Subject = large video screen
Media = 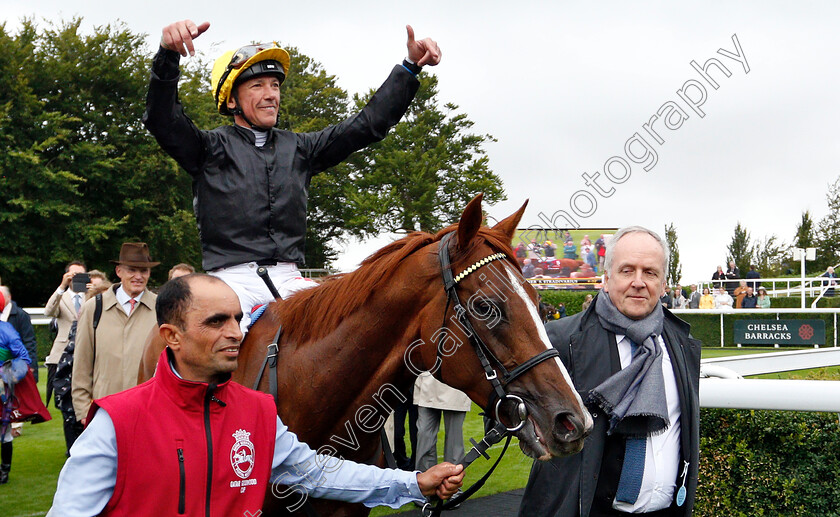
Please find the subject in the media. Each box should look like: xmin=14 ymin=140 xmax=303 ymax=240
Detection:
xmin=513 ymin=228 xmax=617 ymax=290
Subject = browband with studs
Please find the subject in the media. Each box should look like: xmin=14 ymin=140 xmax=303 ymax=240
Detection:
xmin=453 ymin=253 xmax=508 ymax=284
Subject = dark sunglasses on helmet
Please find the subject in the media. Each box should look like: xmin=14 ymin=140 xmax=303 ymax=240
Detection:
xmin=227 ymin=42 xmax=281 ymax=70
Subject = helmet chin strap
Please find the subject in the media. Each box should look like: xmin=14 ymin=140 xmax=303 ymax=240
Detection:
xmin=230 ymin=91 xmax=275 ymax=131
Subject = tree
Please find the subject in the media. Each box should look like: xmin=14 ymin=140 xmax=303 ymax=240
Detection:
xmin=0 ymin=18 xmax=204 ymax=305
xmin=751 ymin=235 xmax=789 ymax=278
xmin=794 ymin=210 xmax=816 ymax=249
xmin=347 ymin=73 xmax=505 ymax=234
xmin=664 ymin=223 xmax=682 ymax=286
xmin=0 ymin=22 xmax=354 ymax=301
xmin=726 ymin=222 xmax=753 ymax=276
xmin=792 ymin=210 xmax=816 ymax=274
xmin=816 ymin=176 xmax=840 ymax=271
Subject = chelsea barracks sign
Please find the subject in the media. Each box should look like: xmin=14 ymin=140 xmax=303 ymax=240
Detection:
xmin=733 ymin=319 xmax=826 ymax=346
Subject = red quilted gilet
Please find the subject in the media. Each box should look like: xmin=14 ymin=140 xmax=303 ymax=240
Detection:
xmin=92 ymin=349 xmax=277 ymax=516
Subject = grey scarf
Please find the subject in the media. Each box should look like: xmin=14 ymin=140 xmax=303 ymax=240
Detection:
xmin=588 ymin=293 xmax=670 ymax=438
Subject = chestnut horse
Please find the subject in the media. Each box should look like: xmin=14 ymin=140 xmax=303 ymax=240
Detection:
xmin=140 ymin=194 xmax=592 ymax=516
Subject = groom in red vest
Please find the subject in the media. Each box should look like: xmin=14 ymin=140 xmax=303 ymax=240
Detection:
xmin=48 ymin=274 xmax=463 ymax=516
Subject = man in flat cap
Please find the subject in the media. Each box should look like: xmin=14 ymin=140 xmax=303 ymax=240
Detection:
xmin=72 ymin=243 xmax=160 ymax=425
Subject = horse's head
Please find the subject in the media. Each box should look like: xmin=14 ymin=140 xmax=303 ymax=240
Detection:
xmin=410 ymin=194 xmax=593 ymax=459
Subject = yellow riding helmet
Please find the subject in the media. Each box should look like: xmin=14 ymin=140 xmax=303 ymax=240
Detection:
xmin=211 ymin=42 xmax=290 ymax=115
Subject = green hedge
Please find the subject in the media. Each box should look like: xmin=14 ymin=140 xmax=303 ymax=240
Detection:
xmin=34 ymin=324 xmax=53 ymax=363
xmin=537 ymin=290 xmax=593 ymax=316
xmin=680 ymin=297 xmax=839 ymax=348
xmin=697 ymin=409 xmax=840 ymax=516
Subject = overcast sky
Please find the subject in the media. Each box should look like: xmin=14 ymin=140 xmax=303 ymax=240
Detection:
xmin=3 ymin=1 xmax=839 ymax=283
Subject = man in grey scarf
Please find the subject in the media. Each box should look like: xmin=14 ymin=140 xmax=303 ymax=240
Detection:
xmin=519 ymin=226 xmax=701 ymax=517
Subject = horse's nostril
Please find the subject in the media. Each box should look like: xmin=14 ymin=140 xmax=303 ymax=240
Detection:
xmin=555 ymin=412 xmax=576 ymax=434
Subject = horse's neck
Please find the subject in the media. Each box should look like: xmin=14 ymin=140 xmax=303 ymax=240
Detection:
xmin=276 ymin=272 xmax=434 ymax=447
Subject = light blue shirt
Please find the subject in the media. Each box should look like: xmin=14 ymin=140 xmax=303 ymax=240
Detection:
xmin=48 ymin=410 xmax=423 ymax=515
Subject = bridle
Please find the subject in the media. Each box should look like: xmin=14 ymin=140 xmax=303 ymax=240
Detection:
xmin=424 ymin=232 xmax=561 ymax=515
xmin=251 ymin=235 xmax=564 ymax=516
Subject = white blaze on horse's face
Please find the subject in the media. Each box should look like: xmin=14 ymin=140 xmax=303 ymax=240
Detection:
xmin=503 ymin=264 xmax=590 ymax=422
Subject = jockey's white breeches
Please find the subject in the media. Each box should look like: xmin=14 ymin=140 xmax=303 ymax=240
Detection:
xmin=209 ymin=261 xmax=317 ymax=332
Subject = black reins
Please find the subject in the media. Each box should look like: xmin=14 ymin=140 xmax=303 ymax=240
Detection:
xmin=252 ymin=237 xmax=562 ymax=516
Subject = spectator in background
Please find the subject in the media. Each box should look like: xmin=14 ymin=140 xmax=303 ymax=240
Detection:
xmin=746 ymin=264 xmax=761 ymax=291
xmin=53 ymin=282 xmax=114 ymax=455
xmin=584 ymin=244 xmax=598 ymax=272
xmin=391 ymin=397 xmax=419 ymax=471
xmin=167 ymin=262 xmax=195 ymax=280
xmin=672 ymin=286 xmax=687 ymax=309
xmin=86 ymin=270 xmax=111 ymax=290
xmin=563 ymin=240 xmax=577 ymax=260
xmin=413 ymin=372 xmax=470 ymax=492
xmin=521 ymin=258 xmax=536 ymax=279
xmin=556 ymin=302 xmax=568 ymax=318
xmin=44 ymin=260 xmax=89 ymax=449
xmin=711 ymin=265 xmax=726 ymax=289
xmin=514 ymin=242 xmax=527 ymax=266
xmin=0 ymin=285 xmax=38 ymax=382
xmin=733 ymin=280 xmax=749 ymax=309
xmin=0 ymin=291 xmax=31 ymax=485
xmin=688 ymin=284 xmax=701 ymax=309
xmin=72 ymin=243 xmax=159 ymax=424
xmin=725 ymin=260 xmax=740 ymax=295
xmin=543 ymin=240 xmax=556 ymax=258
xmin=756 ymin=287 xmax=771 ymax=308
xmin=45 ymin=262 xmax=88 ymax=385
xmin=660 ymin=286 xmax=673 ymax=309
xmin=714 ymin=287 xmax=734 ymax=310
xmin=595 ymin=234 xmax=607 ymax=271
xmin=541 ymin=304 xmax=562 ymax=321
xmin=581 ymin=294 xmax=593 ymax=312
xmin=741 ymin=287 xmax=758 ymax=308
xmin=580 ymin=234 xmax=592 ymax=246
xmin=699 ymin=287 xmax=715 ymax=309
xmin=822 ymin=266 xmax=836 ymax=297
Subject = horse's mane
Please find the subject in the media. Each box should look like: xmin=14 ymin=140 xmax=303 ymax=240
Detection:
xmin=274 ymin=225 xmax=518 ymax=345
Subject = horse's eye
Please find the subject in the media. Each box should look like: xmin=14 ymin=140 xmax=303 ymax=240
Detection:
xmin=480 ymin=300 xmax=507 ymax=323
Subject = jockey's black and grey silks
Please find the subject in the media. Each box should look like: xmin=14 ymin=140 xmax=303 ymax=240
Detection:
xmin=143 ymin=48 xmax=420 ymax=271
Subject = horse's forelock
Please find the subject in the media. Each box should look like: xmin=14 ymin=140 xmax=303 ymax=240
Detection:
xmin=436 ymin=225 xmax=520 ymax=272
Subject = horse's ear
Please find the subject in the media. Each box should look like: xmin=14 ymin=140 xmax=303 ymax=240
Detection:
xmin=492 ymin=199 xmax=528 ymax=244
xmin=456 ymin=193 xmax=484 ymax=249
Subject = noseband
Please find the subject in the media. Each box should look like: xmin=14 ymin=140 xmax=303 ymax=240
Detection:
xmin=437 ymin=232 xmax=561 ymax=431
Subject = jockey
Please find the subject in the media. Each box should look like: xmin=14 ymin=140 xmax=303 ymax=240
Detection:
xmin=143 ymin=19 xmax=441 ymax=329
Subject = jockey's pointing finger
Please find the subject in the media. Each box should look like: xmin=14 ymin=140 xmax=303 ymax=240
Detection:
xmin=177 ymin=24 xmax=196 ymax=56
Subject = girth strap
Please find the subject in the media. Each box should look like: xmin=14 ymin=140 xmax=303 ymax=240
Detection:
xmin=252 ymin=325 xmax=282 ymax=403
